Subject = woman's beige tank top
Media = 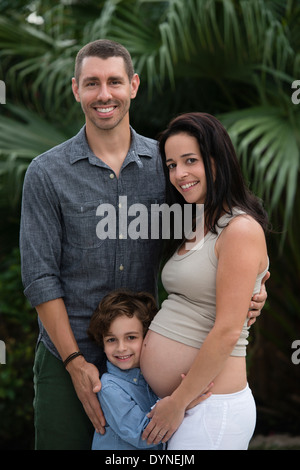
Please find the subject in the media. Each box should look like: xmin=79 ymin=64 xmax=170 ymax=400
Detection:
xmin=149 ymin=208 xmax=269 ymax=356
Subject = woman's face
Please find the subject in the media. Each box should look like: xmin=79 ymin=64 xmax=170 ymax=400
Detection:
xmin=164 ymin=132 xmax=208 ymax=205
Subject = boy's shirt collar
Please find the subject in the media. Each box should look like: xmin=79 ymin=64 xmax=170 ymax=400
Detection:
xmin=106 ymin=360 xmax=144 ymax=385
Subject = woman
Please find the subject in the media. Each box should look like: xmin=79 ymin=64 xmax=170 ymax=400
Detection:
xmin=140 ymin=112 xmax=269 ymax=450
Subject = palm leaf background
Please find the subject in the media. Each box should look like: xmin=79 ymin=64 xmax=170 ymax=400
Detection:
xmin=0 ymin=0 xmax=300 ymax=447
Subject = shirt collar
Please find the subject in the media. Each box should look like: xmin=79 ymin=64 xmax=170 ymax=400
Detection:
xmin=106 ymin=360 xmax=144 ymax=386
xmin=69 ymin=125 xmax=154 ymax=167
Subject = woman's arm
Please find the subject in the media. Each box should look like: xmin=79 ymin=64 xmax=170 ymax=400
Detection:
xmin=142 ymin=216 xmax=268 ymax=445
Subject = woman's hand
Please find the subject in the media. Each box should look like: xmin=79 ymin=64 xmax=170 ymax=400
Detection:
xmin=142 ymin=395 xmax=185 ymax=445
xmin=141 ymin=381 xmax=213 ymax=445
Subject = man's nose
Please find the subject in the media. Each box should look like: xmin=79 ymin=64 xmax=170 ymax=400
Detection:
xmin=97 ymin=84 xmax=112 ymax=101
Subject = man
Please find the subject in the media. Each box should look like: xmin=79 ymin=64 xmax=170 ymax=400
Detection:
xmin=20 ymin=40 xmax=267 ymax=450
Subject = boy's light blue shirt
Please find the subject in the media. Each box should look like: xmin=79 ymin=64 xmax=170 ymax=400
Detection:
xmin=92 ymin=361 xmax=163 ymax=450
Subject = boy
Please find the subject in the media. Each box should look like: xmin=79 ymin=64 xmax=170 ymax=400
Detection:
xmin=88 ymin=289 xmax=163 ymax=450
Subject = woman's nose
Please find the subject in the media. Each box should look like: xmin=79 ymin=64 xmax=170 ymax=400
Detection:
xmin=175 ymin=164 xmax=189 ymax=179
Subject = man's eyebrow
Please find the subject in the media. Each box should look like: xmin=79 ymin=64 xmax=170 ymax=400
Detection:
xmin=82 ymin=75 xmax=125 ymax=84
xmin=82 ymin=76 xmax=99 ymax=84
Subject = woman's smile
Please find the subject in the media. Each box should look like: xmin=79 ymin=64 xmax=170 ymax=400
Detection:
xmin=179 ymin=181 xmax=199 ymax=191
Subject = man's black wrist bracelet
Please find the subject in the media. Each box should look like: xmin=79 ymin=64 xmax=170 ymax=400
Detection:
xmin=63 ymin=351 xmax=83 ymax=368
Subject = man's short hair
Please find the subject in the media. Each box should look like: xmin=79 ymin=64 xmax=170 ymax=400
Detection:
xmin=74 ymin=39 xmax=135 ymax=84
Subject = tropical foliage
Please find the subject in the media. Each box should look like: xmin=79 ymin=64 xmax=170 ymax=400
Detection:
xmin=0 ymin=0 xmax=299 ymax=448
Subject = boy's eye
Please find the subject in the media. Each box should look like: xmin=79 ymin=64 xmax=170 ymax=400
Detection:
xmin=106 ymin=337 xmax=115 ymax=343
xmin=128 ymin=335 xmax=136 ymax=341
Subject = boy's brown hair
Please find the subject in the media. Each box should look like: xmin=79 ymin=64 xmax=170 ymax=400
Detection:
xmin=88 ymin=289 xmax=157 ymax=347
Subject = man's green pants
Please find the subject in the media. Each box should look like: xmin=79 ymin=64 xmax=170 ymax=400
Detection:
xmin=33 ymin=342 xmax=94 ymax=450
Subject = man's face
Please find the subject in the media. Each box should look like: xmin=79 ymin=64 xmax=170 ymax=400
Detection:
xmin=72 ymin=56 xmax=139 ymax=131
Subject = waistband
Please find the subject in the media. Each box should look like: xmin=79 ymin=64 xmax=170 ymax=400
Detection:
xmin=186 ymin=384 xmax=254 ymax=417
xmin=207 ymin=383 xmax=251 ymax=401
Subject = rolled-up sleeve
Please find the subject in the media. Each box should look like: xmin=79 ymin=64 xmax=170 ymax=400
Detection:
xmin=20 ymin=160 xmax=64 ymax=307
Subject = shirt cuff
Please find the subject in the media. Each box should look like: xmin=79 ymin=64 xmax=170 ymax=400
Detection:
xmin=24 ymin=276 xmax=64 ymax=307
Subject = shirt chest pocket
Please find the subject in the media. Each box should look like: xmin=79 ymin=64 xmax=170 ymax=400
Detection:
xmin=61 ymin=201 xmax=104 ymax=249
xmin=128 ymin=195 xmax=165 ymax=242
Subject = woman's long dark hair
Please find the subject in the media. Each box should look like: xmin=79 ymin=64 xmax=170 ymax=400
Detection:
xmin=158 ymin=112 xmax=269 ymax=257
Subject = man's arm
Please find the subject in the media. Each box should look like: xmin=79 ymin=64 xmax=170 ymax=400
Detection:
xmin=20 ymin=161 xmax=105 ymax=433
xmin=247 ymin=271 xmax=270 ymax=326
xmin=36 ymin=298 xmax=105 ymax=434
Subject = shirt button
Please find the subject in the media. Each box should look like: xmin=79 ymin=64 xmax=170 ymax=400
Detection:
xmin=109 ymin=173 xmax=115 ymax=179
xmin=133 ymin=378 xmax=137 ymax=383
xmin=119 ymin=264 xmax=124 ymax=271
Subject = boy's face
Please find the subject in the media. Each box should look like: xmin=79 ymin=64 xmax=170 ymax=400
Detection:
xmin=103 ymin=314 xmax=144 ymax=370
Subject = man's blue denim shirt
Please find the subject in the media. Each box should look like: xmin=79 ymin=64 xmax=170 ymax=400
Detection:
xmin=20 ymin=126 xmax=165 ymax=368
xmin=92 ymin=361 xmax=163 ymax=450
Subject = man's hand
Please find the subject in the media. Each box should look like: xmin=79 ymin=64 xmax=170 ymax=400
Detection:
xmin=247 ymin=271 xmax=270 ymax=326
xmin=66 ymin=356 xmax=106 ymax=434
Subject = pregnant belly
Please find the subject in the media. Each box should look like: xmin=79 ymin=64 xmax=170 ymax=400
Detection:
xmin=140 ymin=330 xmax=199 ymax=398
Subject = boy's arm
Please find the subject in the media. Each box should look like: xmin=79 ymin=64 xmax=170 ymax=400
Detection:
xmin=99 ymin=383 xmax=160 ymax=449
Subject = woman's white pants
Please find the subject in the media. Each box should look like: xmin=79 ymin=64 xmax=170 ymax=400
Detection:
xmin=167 ymin=384 xmax=256 ymax=450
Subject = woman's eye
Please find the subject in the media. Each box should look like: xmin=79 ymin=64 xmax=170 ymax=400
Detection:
xmin=167 ymin=163 xmax=176 ymax=170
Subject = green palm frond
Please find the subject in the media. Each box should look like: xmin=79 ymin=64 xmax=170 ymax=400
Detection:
xmin=220 ymin=105 xmax=300 ymax=234
xmin=0 ymin=105 xmax=72 ymax=207
xmin=0 ymin=0 xmax=299 ymax=229
xmin=0 ymin=12 xmax=77 ymax=119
